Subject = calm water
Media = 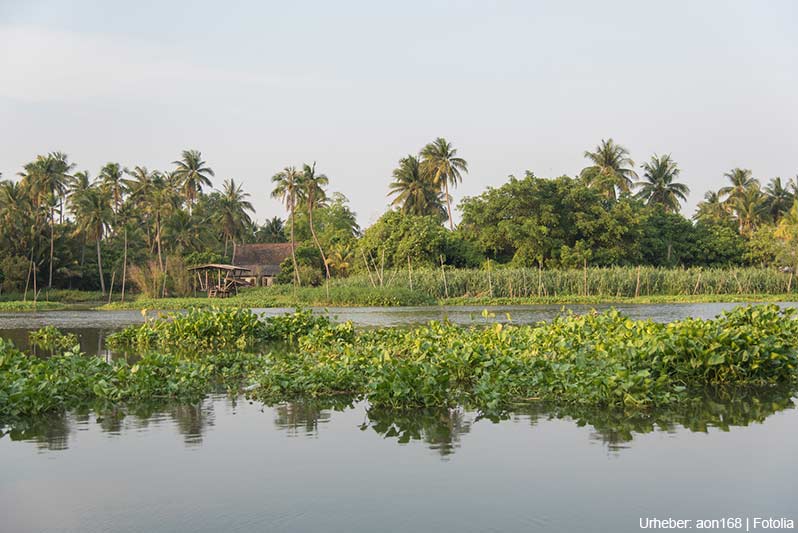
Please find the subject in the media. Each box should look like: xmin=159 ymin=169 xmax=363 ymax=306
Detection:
xmin=2 ymin=303 xmax=797 ymax=532
xmin=1 ymin=393 xmax=796 ymax=533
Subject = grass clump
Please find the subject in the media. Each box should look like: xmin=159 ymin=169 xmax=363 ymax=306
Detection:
xmin=0 ymin=301 xmax=66 ymax=312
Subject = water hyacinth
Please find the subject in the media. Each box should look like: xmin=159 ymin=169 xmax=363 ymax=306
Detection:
xmin=3 ymin=305 xmax=798 ymax=423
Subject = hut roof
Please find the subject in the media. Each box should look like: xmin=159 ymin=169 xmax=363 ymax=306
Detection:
xmin=232 ymin=243 xmax=293 ymax=276
xmin=187 ymin=264 xmax=250 ymax=272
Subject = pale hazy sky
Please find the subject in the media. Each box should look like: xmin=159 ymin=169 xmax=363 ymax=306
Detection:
xmin=1 ymin=0 xmax=796 ymax=226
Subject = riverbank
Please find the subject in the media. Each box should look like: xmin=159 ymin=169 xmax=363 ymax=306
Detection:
xmin=1 ymin=291 xmax=797 ymax=312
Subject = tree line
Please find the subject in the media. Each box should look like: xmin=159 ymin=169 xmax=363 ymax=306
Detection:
xmin=1 ymin=137 xmax=796 ymax=297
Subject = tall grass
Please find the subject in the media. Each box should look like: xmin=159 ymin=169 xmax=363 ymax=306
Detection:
xmin=329 ymin=266 xmax=798 ymax=300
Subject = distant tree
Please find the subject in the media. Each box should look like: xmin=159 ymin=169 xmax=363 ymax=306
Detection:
xmin=764 ymin=177 xmax=794 ymax=222
xmin=580 ymin=139 xmax=637 ymax=200
xmin=718 ymin=168 xmax=756 ymax=203
xmin=420 ymin=138 xmax=468 ymax=230
xmin=693 ymin=191 xmax=729 ymax=224
xmin=388 ymin=155 xmax=446 ymax=220
xmin=634 ymin=154 xmax=689 ymax=213
xmin=99 ymin=162 xmax=125 ymax=216
xmin=172 ymin=149 xmax=214 ymax=214
xmin=256 ymin=216 xmax=287 ymax=243
xmin=299 ymin=162 xmax=331 ymax=283
xmin=272 ymin=166 xmax=304 ymax=285
xmin=71 ymin=186 xmax=112 ymax=294
xmin=732 ymin=185 xmax=767 ymax=236
xmin=215 ymin=179 xmax=254 ymax=258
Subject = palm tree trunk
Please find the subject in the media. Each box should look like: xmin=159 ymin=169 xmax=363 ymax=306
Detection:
xmin=121 ymin=226 xmax=128 ymax=303
xmin=308 ymin=200 xmax=331 ymax=289
xmin=156 ymin=215 xmax=164 ymax=272
xmin=96 ymin=237 xmax=106 ymax=295
xmin=289 ymin=206 xmax=300 ymax=286
xmin=49 ymin=207 xmax=54 ymax=288
xmin=444 ymin=180 xmax=454 ymax=230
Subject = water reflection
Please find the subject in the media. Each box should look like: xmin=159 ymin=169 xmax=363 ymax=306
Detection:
xmin=363 ymin=407 xmax=474 ymax=457
xmin=3 ymin=386 xmax=793 ymax=457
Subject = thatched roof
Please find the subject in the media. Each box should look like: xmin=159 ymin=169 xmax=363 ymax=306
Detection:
xmin=187 ymin=264 xmax=250 ymax=272
xmin=232 ymin=243 xmax=293 ymax=276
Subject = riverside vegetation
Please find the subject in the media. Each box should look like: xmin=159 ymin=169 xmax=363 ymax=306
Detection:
xmin=2 ymin=306 xmax=797 ymax=424
xmin=3 ymin=139 xmax=798 ymax=309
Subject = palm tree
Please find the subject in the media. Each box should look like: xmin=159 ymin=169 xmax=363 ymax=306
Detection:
xmin=271 ymin=166 xmax=304 ymax=285
xmin=580 ymin=138 xmax=637 ymax=200
xmin=172 ymin=149 xmax=214 ymax=214
xmin=99 ymin=162 xmax=125 ymax=217
xmin=256 ymin=216 xmax=286 ymax=243
xmin=693 ymin=191 xmax=729 ymax=224
xmin=732 ymin=185 xmax=767 ymax=236
xmin=764 ymin=177 xmax=794 ymax=222
xmin=388 ymin=155 xmax=447 ymax=219
xmin=215 ymin=179 xmax=255 ymax=259
xmin=147 ymin=172 xmax=179 ymax=272
xmin=72 ymin=186 xmax=112 ymax=294
xmin=634 ymin=154 xmax=690 ymax=213
xmin=420 ymin=138 xmax=468 ymax=230
xmin=19 ymin=152 xmax=74 ymax=288
xmin=299 ymin=162 xmax=331 ymax=284
xmin=718 ymin=168 xmax=756 ymax=202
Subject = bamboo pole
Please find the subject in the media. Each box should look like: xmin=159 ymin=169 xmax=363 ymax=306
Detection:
xmin=440 ymin=255 xmax=449 ymax=299
xmin=107 ymin=271 xmax=116 ymax=305
xmin=634 ymin=265 xmax=641 ymax=298
xmin=361 ymin=250 xmax=377 ymax=288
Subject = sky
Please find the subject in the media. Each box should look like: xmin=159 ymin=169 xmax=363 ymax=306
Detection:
xmin=1 ymin=0 xmax=796 ymax=227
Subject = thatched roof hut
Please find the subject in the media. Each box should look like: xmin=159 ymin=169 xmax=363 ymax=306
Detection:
xmin=232 ymin=243 xmax=293 ymax=286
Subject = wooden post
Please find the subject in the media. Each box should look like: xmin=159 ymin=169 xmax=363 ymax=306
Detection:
xmin=693 ymin=271 xmax=702 ymax=295
xmin=361 ymin=250 xmax=377 ymax=288
xmin=407 ymin=255 xmax=413 ymax=290
xmin=583 ymin=258 xmax=588 ymax=297
xmin=107 ymin=271 xmax=116 ymax=305
xmin=635 ymin=265 xmax=641 ymax=298
xmin=121 ymin=227 xmax=128 ymax=303
xmin=440 ymin=255 xmax=449 ymax=299
xmin=537 ymin=260 xmax=543 ymax=297
xmin=487 ymin=259 xmax=493 ymax=297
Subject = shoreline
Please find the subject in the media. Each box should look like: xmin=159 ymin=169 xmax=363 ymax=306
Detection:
xmin=2 ymin=293 xmax=797 ymax=312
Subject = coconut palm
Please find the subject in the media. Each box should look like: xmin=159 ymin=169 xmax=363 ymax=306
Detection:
xmin=271 ymin=166 xmax=304 ymax=285
xmin=693 ymin=191 xmax=729 ymax=224
xmin=388 ymin=155 xmax=447 ymax=219
xmin=99 ymin=162 xmax=125 ymax=216
xmin=19 ymin=152 xmax=74 ymax=288
xmin=72 ymin=186 xmax=112 ymax=294
xmin=634 ymin=154 xmax=690 ymax=213
xmin=256 ymin=216 xmax=286 ymax=243
xmin=147 ymin=172 xmax=179 ymax=271
xmin=580 ymin=138 xmax=637 ymax=200
xmin=299 ymin=162 xmax=331 ymax=284
xmin=420 ymin=138 xmax=468 ymax=230
xmin=718 ymin=168 xmax=756 ymax=202
xmin=215 ymin=179 xmax=254 ymax=259
xmin=732 ymin=185 xmax=767 ymax=236
xmin=764 ymin=177 xmax=794 ymax=222
xmin=172 ymin=149 xmax=214 ymax=214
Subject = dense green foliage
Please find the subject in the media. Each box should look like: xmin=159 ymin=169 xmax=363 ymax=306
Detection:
xmin=5 ymin=306 xmax=796 ymax=424
xmin=251 ymin=305 xmax=798 ymax=411
xmin=0 ymin=339 xmax=265 ymax=419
